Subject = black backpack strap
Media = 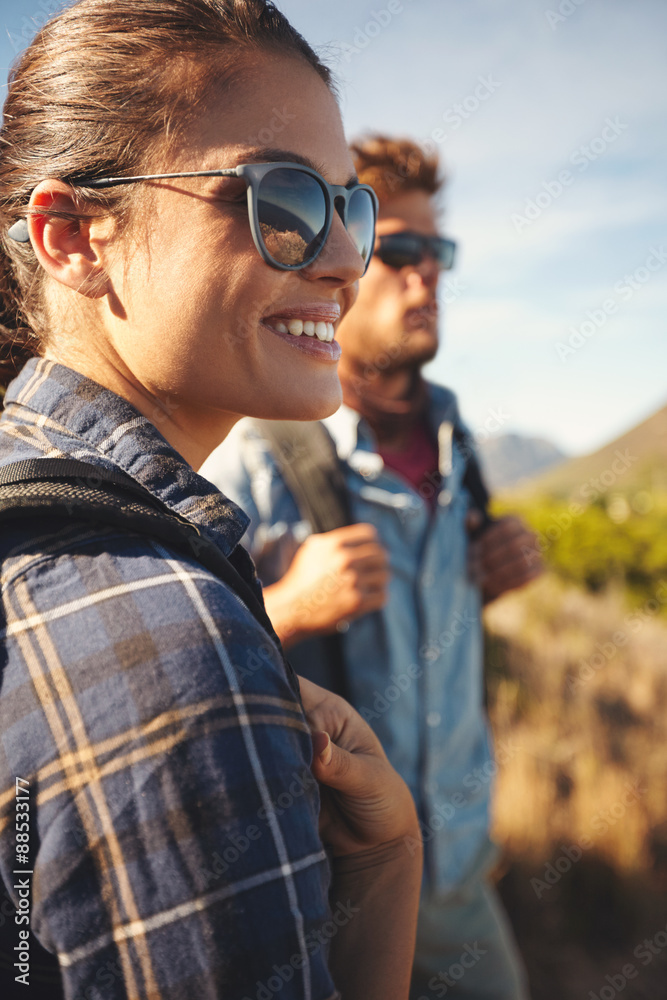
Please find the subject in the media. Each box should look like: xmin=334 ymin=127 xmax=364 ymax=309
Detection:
xmin=0 ymin=459 xmax=295 ymax=689
xmin=0 ymin=458 xmax=159 ymax=495
xmin=252 ymin=419 xmax=351 ymax=533
xmin=452 ymin=424 xmax=493 ymax=536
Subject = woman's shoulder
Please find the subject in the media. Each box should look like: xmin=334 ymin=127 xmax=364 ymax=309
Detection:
xmin=0 ymin=524 xmax=327 ymax=1000
xmin=0 ymin=515 xmax=297 ymax=704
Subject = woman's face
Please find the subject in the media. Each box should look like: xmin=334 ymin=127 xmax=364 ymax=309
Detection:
xmin=96 ymin=52 xmax=366 ymax=460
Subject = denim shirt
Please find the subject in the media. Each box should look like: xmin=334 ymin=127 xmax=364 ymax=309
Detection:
xmin=0 ymin=359 xmax=337 ymax=1000
xmin=200 ymin=383 xmax=498 ymax=897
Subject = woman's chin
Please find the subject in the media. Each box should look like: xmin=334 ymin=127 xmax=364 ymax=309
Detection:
xmin=253 ymin=381 xmax=342 ymax=423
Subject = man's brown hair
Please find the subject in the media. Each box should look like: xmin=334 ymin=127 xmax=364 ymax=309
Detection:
xmin=350 ymin=134 xmax=444 ymax=207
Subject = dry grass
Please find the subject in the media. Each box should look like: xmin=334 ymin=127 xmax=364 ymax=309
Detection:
xmin=483 ymin=574 xmax=667 ymax=999
xmin=485 ymin=573 xmax=667 ymax=874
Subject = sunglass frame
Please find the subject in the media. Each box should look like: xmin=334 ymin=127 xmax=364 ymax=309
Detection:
xmin=65 ymin=161 xmax=378 ymax=273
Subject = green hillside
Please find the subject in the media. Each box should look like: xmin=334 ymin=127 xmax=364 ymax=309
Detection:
xmin=507 ymin=402 xmax=667 ymax=501
xmin=494 ymin=402 xmax=667 ymax=611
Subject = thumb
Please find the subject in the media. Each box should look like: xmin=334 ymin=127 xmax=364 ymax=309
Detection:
xmin=310 ymin=731 xmax=366 ymax=795
xmin=311 ymin=730 xmax=332 ymax=763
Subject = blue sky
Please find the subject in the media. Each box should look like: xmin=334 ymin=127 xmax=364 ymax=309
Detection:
xmin=1 ymin=0 xmax=665 ymax=454
xmin=277 ymin=0 xmax=667 ymax=455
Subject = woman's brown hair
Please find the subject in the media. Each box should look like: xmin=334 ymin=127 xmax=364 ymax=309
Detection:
xmin=0 ymin=0 xmax=332 ymax=391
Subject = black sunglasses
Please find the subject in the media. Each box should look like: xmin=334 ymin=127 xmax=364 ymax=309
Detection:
xmin=374 ymin=231 xmax=457 ymax=271
xmin=8 ymin=162 xmax=379 ymax=274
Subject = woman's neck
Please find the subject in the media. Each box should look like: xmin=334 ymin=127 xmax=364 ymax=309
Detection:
xmin=43 ymin=345 xmax=239 ymax=471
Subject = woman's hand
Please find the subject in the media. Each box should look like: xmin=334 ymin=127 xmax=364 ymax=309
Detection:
xmin=299 ymin=676 xmax=422 ymax=1000
xmin=298 ymin=675 xmax=420 ymax=856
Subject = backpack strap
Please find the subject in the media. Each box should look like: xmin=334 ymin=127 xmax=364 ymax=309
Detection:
xmin=252 ymin=419 xmax=351 ymax=533
xmin=251 ymin=419 xmax=352 ymax=700
xmin=0 ymin=458 xmax=295 ymax=689
xmin=452 ymin=424 xmax=493 ymax=536
xmin=253 ymin=417 xmax=491 ymax=528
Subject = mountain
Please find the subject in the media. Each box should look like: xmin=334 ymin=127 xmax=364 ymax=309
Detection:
xmin=507 ymin=402 xmax=667 ymax=499
xmin=476 ymin=433 xmax=567 ymax=492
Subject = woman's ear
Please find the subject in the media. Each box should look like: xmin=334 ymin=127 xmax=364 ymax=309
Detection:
xmin=28 ymin=179 xmax=112 ymax=299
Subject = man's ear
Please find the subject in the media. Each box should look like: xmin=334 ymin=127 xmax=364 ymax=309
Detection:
xmin=27 ymin=180 xmax=112 ymax=299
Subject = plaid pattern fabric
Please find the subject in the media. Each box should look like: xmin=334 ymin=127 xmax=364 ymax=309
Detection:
xmin=201 ymin=394 xmax=497 ymax=896
xmin=0 ymin=360 xmax=337 ymax=1000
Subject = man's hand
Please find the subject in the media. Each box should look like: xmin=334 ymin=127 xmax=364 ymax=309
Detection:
xmin=299 ymin=676 xmax=420 ymax=856
xmin=467 ymin=511 xmax=542 ymax=604
xmin=263 ymin=524 xmax=390 ymax=648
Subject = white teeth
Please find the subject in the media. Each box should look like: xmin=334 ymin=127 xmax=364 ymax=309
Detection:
xmin=273 ymin=318 xmax=337 ymax=341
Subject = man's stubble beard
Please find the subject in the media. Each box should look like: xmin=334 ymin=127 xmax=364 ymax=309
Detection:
xmin=388 ymin=326 xmax=439 ymax=374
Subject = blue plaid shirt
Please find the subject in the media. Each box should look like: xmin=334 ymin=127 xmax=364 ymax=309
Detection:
xmin=0 ymin=359 xmax=338 ymax=1000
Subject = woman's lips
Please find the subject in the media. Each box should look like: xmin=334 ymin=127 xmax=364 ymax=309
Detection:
xmin=262 ymin=305 xmax=342 ymax=360
xmin=262 ymin=320 xmax=341 ymax=361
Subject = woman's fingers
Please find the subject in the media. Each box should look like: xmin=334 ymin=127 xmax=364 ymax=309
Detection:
xmin=301 ymin=681 xmax=420 ymax=860
xmin=311 ymin=729 xmax=370 ymax=794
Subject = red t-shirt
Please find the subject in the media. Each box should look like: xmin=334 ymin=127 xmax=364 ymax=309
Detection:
xmin=378 ymin=420 xmax=441 ymax=510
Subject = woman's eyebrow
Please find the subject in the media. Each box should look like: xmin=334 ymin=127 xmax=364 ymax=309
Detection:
xmin=243 ymin=147 xmax=359 ymax=186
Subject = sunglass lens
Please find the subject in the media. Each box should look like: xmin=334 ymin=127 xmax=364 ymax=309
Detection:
xmin=376 ymin=234 xmax=457 ymax=271
xmin=257 ymin=168 xmax=327 ymax=267
xmin=346 ymin=188 xmax=376 ymax=266
xmin=436 ymin=239 xmax=456 ymax=270
xmin=377 ymin=235 xmax=422 ymax=269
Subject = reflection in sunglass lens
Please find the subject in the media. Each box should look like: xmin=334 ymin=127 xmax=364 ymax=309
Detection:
xmin=257 ymin=168 xmax=327 ymax=267
xmin=347 ymin=187 xmax=376 ymax=266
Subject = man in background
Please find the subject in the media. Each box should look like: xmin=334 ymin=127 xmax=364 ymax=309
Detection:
xmin=201 ymin=135 xmax=540 ymax=999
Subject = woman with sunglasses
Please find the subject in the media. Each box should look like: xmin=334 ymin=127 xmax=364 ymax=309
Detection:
xmin=0 ymin=2 xmax=422 ymax=998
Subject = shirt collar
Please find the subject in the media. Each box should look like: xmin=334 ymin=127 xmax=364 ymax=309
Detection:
xmin=2 ymin=358 xmax=249 ymax=556
xmin=322 ymin=404 xmax=365 ymax=461
xmin=323 ymin=381 xmax=460 ymax=461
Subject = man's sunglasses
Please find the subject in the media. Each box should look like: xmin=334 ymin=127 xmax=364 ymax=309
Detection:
xmin=8 ymin=161 xmax=379 ymax=274
xmin=374 ymin=231 xmax=457 ymax=271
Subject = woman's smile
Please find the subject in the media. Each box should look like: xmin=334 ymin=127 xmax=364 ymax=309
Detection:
xmin=262 ymin=301 xmax=342 ymax=360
